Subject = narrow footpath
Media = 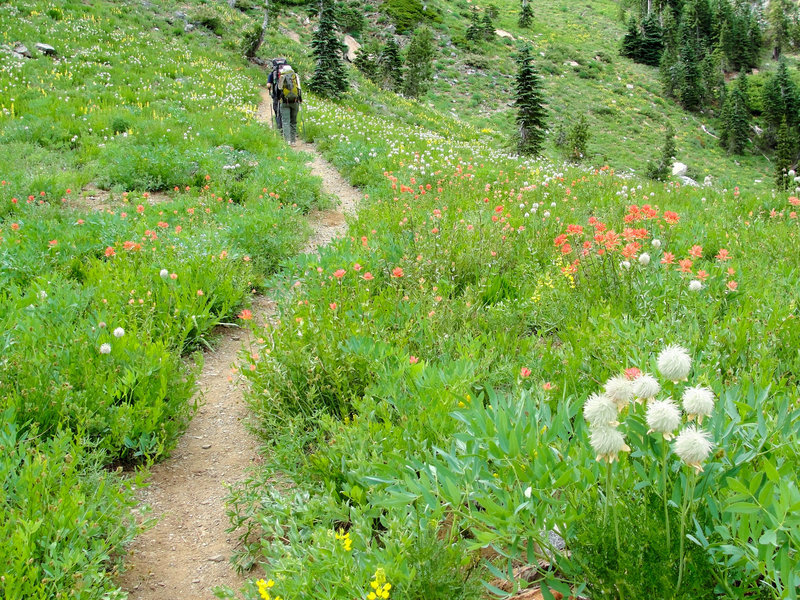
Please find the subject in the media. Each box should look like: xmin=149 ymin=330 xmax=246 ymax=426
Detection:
xmin=117 ymin=92 xmax=361 ymax=599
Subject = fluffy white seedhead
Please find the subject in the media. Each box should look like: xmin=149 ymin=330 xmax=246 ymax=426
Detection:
xmin=688 ymin=280 xmax=702 ymax=292
xmin=657 ymin=345 xmax=692 ymax=382
xmin=113 ymin=327 xmax=125 ymax=338
xmin=604 ymin=375 xmax=634 ymax=410
xmin=99 ymin=343 xmax=111 ymax=355
xmin=682 ymin=386 xmax=715 ymax=424
xmin=583 ymin=393 xmax=618 ymax=428
xmin=646 ymin=398 xmax=682 ymax=439
xmin=590 ymin=426 xmax=630 ymax=463
xmin=159 ymin=268 xmax=169 ymax=278
xmin=674 ymin=426 xmax=713 ymax=472
xmin=651 ymin=239 xmax=662 ymax=249
xmin=632 ymin=373 xmax=660 ymax=401
xmin=639 ymin=252 xmax=651 ymax=266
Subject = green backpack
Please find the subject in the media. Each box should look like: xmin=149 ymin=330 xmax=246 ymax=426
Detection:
xmin=279 ymin=70 xmax=300 ymax=103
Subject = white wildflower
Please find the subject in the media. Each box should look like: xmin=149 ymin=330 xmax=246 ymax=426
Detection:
xmin=657 ymin=345 xmax=692 ymax=382
xmin=590 ymin=426 xmax=630 ymax=463
xmin=38 ymin=290 xmax=48 ymax=300
xmin=604 ymin=375 xmax=634 ymax=411
xmin=646 ymin=399 xmax=682 ymax=440
xmin=651 ymin=239 xmax=661 ymax=249
xmin=159 ymin=268 xmax=169 ymax=278
xmin=620 ymin=260 xmax=631 ymax=270
xmin=99 ymin=343 xmax=111 ymax=355
xmin=682 ymin=386 xmax=715 ymax=424
xmin=638 ymin=252 xmax=651 ymax=266
xmin=688 ymin=280 xmax=702 ymax=291
xmin=674 ymin=426 xmax=713 ymax=472
xmin=632 ymin=373 xmax=660 ymax=401
xmin=583 ymin=393 xmax=618 ymax=428
xmin=113 ymin=327 xmax=125 ymax=338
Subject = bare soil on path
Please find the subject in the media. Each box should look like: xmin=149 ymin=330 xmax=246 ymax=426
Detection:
xmin=117 ymin=91 xmax=360 ymax=599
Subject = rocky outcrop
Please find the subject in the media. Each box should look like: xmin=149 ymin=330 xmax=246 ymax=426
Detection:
xmin=343 ymin=35 xmax=361 ymax=62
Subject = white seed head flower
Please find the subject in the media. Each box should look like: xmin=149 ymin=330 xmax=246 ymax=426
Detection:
xmin=590 ymin=426 xmax=630 ymax=463
xmin=657 ymin=345 xmax=692 ymax=382
xmin=638 ymin=252 xmax=651 ymax=266
xmin=631 ymin=373 xmax=660 ymax=401
xmin=651 ymin=239 xmax=662 ymax=249
xmin=159 ymin=268 xmax=169 ymax=278
xmin=113 ymin=327 xmax=125 ymax=338
xmin=674 ymin=426 xmax=713 ymax=472
xmin=604 ymin=375 xmax=634 ymax=411
xmin=583 ymin=393 xmax=618 ymax=428
xmin=620 ymin=260 xmax=631 ymax=270
xmin=682 ymin=386 xmax=715 ymax=424
xmin=646 ymin=398 xmax=682 ymax=439
xmin=38 ymin=290 xmax=48 ymax=300
xmin=99 ymin=343 xmax=111 ymax=355
xmin=688 ymin=280 xmax=702 ymax=291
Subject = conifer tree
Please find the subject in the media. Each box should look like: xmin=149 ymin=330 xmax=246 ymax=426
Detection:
xmin=678 ymin=39 xmax=702 ymax=110
xmin=380 ymin=39 xmax=403 ymax=91
xmin=647 ymin=123 xmax=676 ymax=180
xmin=639 ymin=14 xmax=664 ymax=66
xmin=768 ymin=0 xmax=791 ymax=60
xmin=466 ymin=8 xmax=482 ymax=42
xmin=519 ymin=0 xmax=533 ymax=29
xmin=720 ymin=74 xmax=750 ymax=154
xmin=514 ymin=46 xmax=547 ymax=156
xmin=403 ymin=27 xmax=434 ymax=98
xmin=354 ymin=41 xmax=381 ymax=83
xmin=309 ymin=0 xmax=349 ymax=99
xmin=621 ymin=17 xmax=643 ymax=61
xmin=762 ymin=59 xmax=799 ymax=133
xmin=481 ymin=12 xmax=495 ymax=40
xmin=775 ymin=117 xmax=794 ymax=190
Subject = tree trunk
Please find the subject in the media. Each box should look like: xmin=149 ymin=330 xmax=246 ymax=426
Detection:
xmin=252 ymin=0 xmax=269 ymax=57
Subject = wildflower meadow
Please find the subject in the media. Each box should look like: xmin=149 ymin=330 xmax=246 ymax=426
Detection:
xmin=2 ymin=0 xmax=799 ymax=599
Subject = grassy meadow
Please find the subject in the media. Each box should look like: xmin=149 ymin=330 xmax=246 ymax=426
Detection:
xmin=1 ymin=0 xmax=799 ymax=599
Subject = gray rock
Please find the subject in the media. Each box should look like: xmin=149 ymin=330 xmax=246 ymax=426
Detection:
xmin=13 ymin=44 xmax=31 ymax=58
xmin=35 ymin=43 xmax=56 ymax=56
xmin=184 ymin=23 xmax=195 ymax=32
xmin=672 ymin=161 xmax=688 ymax=177
xmin=208 ymin=554 xmax=224 ymax=562
xmin=679 ymin=175 xmax=699 ymax=187
xmin=175 ymin=11 xmax=188 ymax=20
xmin=343 ymin=34 xmax=361 ymax=63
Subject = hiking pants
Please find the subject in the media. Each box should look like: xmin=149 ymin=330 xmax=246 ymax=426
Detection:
xmin=280 ymin=101 xmax=299 ymax=144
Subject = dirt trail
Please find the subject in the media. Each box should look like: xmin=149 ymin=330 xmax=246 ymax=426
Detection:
xmin=117 ymin=92 xmax=360 ymax=599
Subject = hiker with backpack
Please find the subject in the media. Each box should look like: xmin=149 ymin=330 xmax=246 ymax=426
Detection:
xmin=276 ymin=64 xmax=302 ymax=145
xmin=266 ymin=57 xmax=286 ymax=130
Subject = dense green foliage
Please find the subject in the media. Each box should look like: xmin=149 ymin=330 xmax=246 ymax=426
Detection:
xmin=0 ymin=0 xmax=324 ymax=597
xmin=309 ymin=0 xmax=350 ymax=99
xmin=514 ymin=46 xmax=547 ymax=155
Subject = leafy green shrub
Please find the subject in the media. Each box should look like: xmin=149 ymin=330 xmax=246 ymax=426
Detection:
xmin=383 ymin=0 xmax=441 ymax=34
xmin=0 ymin=417 xmax=136 ymax=600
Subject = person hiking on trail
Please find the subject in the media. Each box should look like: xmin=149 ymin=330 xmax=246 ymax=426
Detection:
xmin=266 ymin=57 xmax=286 ymax=130
xmin=277 ymin=64 xmax=302 ymax=146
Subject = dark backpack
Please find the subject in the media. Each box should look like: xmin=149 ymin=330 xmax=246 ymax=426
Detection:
xmin=279 ymin=71 xmax=300 ymax=103
xmin=270 ymin=58 xmax=287 ymax=99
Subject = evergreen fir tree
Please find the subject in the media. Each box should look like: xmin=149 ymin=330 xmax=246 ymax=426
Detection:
xmin=380 ymin=39 xmax=403 ymax=91
xmin=647 ymin=123 xmax=676 ymax=180
xmin=309 ymin=0 xmax=349 ymax=99
xmin=678 ymin=38 xmax=702 ymax=110
xmin=402 ymin=26 xmax=434 ymax=98
xmin=621 ymin=17 xmax=643 ymax=61
xmin=720 ymin=74 xmax=750 ymax=154
xmin=466 ymin=8 xmax=482 ymax=42
xmin=481 ymin=13 xmax=495 ymax=40
xmin=639 ymin=14 xmax=664 ymax=66
xmin=514 ymin=46 xmax=547 ymax=156
xmin=354 ymin=41 xmax=381 ymax=83
xmin=519 ymin=0 xmax=533 ymax=29
xmin=762 ymin=59 xmax=799 ymax=132
xmin=566 ymin=114 xmax=590 ymax=162
xmin=775 ymin=117 xmax=794 ymax=190
xmin=768 ymin=0 xmax=791 ymax=60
